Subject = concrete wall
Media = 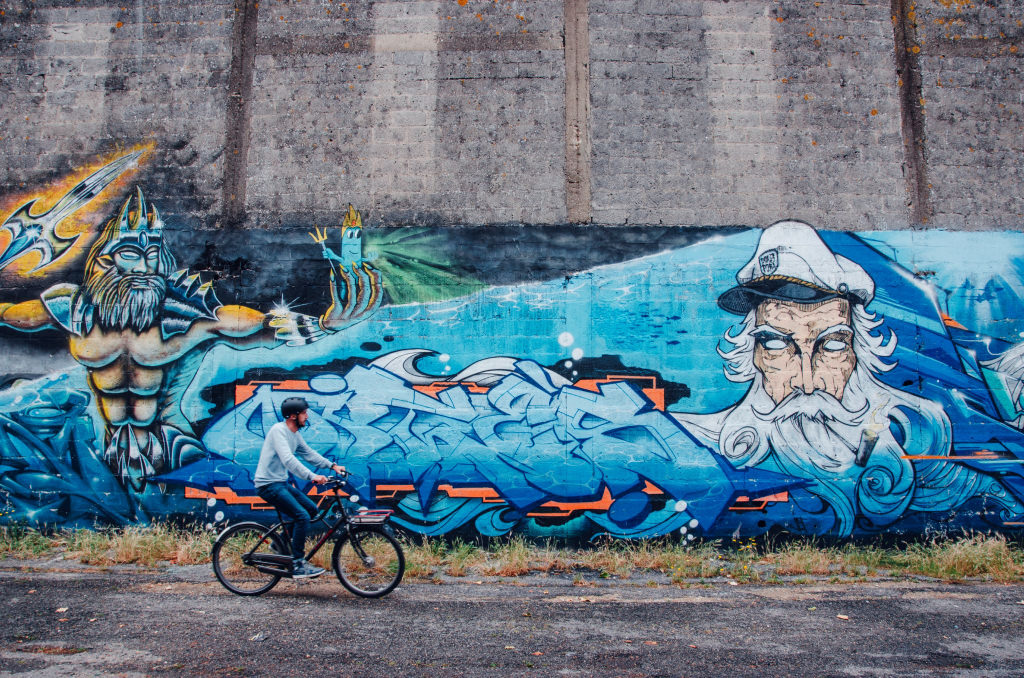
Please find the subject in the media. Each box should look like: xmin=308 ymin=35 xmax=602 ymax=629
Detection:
xmin=1 ymin=0 xmax=1020 ymax=232
xmin=1 ymin=0 xmax=1023 ymax=539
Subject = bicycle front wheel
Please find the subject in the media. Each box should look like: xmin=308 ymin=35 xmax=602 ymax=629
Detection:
xmin=212 ymin=522 xmax=286 ymax=596
xmin=332 ymin=527 xmax=405 ymax=598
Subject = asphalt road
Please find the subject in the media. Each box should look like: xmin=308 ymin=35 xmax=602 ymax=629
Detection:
xmin=1 ymin=562 xmax=1023 ymax=677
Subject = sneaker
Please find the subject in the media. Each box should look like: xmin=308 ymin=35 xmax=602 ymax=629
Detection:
xmin=292 ymin=560 xmax=325 ymax=579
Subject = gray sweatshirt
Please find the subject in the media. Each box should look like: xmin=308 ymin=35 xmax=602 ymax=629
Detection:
xmin=253 ymin=422 xmax=333 ymax=488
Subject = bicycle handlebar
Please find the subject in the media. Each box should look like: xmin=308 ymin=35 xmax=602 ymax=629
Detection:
xmin=318 ymin=473 xmax=352 ymax=490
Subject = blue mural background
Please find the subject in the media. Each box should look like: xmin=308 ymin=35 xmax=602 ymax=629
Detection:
xmin=6 ymin=216 xmax=1024 ymax=540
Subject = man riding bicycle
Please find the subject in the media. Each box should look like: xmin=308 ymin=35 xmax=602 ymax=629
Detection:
xmin=254 ymin=397 xmax=345 ymax=578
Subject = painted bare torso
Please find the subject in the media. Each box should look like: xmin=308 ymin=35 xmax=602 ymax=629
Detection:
xmin=70 ymin=325 xmax=192 ymax=427
xmin=66 ymin=305 xmax=265 ymax=429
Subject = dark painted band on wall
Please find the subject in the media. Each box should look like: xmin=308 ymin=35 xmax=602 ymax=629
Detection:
xmin=564 ymin=0 xmax=592 ymax=225
xmin=222 ymin=0 xmax=260 ymax=227
xmin=891 ymin=0 xmax=930 ymax=226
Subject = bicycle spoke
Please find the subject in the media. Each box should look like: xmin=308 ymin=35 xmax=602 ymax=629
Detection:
xmin=212 ymin=523 xmax=285 ymax=596
xmin=332 ymin=528 xmax=404 ymax=598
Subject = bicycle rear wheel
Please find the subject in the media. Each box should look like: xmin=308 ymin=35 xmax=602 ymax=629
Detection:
xmin=212 ymin=522 xmax=286 ymax=596
xmin=332 ymin=527 xmax=405 ymax=598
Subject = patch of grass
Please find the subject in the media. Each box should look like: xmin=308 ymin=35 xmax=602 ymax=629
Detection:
xmin=443 ymin=539 xmax=484 ymax=577
xmin=479 ymin=536 xmax=533 ymax=576
xmin=112 ymin=525 xmax=181 ymax=566
xmin=62 ymin=529 xmax=116 ymax=565
xmin=7 ymin=524 xmax=216 ymax=566
xmin=768 ymin=539 xmax=842 ymax=576
xmin=173 ymin=530 xmax=217 ymax=565
xmin=660 ymin=541 xmax=722 ymax=581
xmin=403 ymin=538 xmax=446 ymax=579
xmin=3 ymin=525 xmax=1024 ymax=584
xmin=308 ymin=544 xmax=331 ymax=570
xmin=898 ymin=534 xmax=1023 ymax=581
xmin=575 ymin=541 xmax=632 ymax=579
xmin=0 ymin=526 xmax=58 ymax=558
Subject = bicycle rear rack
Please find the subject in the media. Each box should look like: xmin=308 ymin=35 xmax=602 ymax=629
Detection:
xmin=349 ymin=509 xmax=393 ymax=525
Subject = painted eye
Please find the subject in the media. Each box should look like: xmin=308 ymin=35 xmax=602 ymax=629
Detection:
xmin=117 ymin=250 xmax=140 ymax=261
xmin=760 ymin=338 xmax=789 ymax=351
xmin=822 ymin=339 xmax=849 ymax=352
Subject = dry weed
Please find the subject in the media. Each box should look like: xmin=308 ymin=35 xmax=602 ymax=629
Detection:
xmin=576 ymin=543 xmax=633 ymax=578
xmin=0 ymin=526 xmax=57 ymax=559
xmin=770 ymin=540 xmax=842 ymax=576
xmin=443 ymin=540 xmax=485 ymax=577
xmin=661 ymin=542 xmax=721 ymax=581
xmin=479 ymin=536 xmax=533 ymax=576
xmin=900 ymin=534 xmax=1023 ymax=581
xmin=404 ymin=538 xmax=446 ymax=579
xmin=3 ymin=526 xmax=1023 ymax=585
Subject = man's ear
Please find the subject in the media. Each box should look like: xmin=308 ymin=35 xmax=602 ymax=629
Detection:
xmin=93 ymin=254 xmax=115 ymax=271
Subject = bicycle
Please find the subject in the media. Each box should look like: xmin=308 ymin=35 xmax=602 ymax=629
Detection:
xmin=210 ymin=473 xmax=405 ymax=598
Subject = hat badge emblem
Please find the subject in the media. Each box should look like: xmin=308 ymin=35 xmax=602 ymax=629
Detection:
xmin=758 ymin=249 xmax=779 ymax=276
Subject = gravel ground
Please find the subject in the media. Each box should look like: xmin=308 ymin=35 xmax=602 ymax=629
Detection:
xmin=2 ymin=558 xmax=1023 ymax=677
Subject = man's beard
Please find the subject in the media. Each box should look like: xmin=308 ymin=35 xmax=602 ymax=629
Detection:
xmin=718 ymin=367 xmax=922 ymax=534
xmin=84 ymin=266 xmax=167 ymax=332
xmin=719 ymin=370 xmax=875 ymax=473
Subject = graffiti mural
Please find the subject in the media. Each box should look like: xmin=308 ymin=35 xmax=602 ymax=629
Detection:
xmin=0 ymin=154 xmax=381 ymax=525
xmin=4 ymin=152 xmax=1024 ymax=540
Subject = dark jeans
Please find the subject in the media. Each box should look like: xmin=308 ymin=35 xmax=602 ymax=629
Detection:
xmin=257 ymin=481 xmax=318 ymax=561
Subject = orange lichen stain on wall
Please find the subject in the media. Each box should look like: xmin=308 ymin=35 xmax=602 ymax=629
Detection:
xmin=457 ymin=0 xmax=467 ymax=5
xmin=0 ymin=142 xmax=154 ymax=278
xmin=934 ymin=0 xmax=973 ymax=10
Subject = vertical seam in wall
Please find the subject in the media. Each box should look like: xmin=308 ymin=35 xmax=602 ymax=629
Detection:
xmin=891 ymin=0 xmax=930 ymax=226
xmin=564 ymin=0 xmax=592 ymax=224
xmin=222 ymin=0 xmax=259 ymax=227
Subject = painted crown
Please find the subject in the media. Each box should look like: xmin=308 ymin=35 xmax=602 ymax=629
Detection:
xmin=99 ymin=187 xmax=165 ymax=256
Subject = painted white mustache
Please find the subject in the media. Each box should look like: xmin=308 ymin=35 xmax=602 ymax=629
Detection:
xmin=751 ymin=386 xmax=869 ymax=428
xmin=719 ymin=370 xmax=877 ymax=470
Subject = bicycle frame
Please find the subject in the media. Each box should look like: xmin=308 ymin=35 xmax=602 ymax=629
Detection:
xmin=244 ymin=478 xmax=392 ymax=577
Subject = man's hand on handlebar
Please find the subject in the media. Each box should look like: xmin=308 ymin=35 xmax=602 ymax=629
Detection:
xmin=312 ymin=474 xmax=328 ymax=485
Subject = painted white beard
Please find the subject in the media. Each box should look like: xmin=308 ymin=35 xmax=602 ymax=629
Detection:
xmin=707 ymin=356 xmax=1019 ymax=536
xmin=84 ymin=267 xmax=166 ymax=333
xmin=719 ymin=366 xmax=888 ymax=473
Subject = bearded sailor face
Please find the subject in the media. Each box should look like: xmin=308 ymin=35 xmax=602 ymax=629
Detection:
xmin=84 ymin=245 xmax=167 ymax=332
xmin=752 ymin=298 xmax=857 ymax=404
xmin=717 ymin=298 xmax=900 ymax=471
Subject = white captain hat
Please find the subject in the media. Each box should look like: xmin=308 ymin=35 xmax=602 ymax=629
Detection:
xmin=717 ymin=220 xmax=875 ymax=315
